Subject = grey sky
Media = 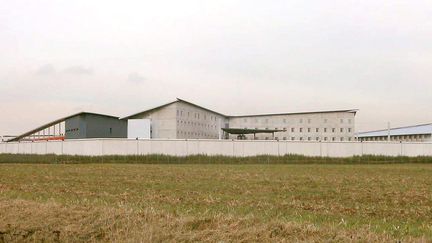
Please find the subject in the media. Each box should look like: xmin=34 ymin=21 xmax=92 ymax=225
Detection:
xmin=1 ymin=0 xmax=431 ymax=135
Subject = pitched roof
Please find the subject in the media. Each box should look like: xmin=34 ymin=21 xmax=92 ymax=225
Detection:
xmin=228 ymin=109 xmax=358 ymax=118
xmin=120 ymin=98 xmax=357 ymax=119
xmin=120 ymin=98 xmax=226 ymax=119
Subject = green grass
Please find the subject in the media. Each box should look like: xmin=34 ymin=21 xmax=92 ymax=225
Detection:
xmin=0 ymin=155 xmax=431 ymax=242
xmin=1 ymin=153 xmax=432 ymax=164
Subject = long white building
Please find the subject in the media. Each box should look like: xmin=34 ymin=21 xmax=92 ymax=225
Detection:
xmin=121 ymin=98 xmax=357 ymax=141
xmin=357 ymin=123 xmax=432 ymax=142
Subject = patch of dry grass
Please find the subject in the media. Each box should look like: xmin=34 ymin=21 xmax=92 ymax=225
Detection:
xmin=0 ymin=199 xmax=404 ymax=242
xmin=0 ymin=163 xmax=431 ymax=242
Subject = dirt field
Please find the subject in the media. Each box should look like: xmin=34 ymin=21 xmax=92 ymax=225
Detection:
xmin=0 ymin=163 xmax=431 ymax=242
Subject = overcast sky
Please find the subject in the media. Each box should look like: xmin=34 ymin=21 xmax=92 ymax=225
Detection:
xmin=1 ymin=0 xmax=431 ymax=135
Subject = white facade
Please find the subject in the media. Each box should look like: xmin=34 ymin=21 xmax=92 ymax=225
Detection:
xmin=122 ymin=99 xmax=357 ymax=141
xmin=228 ymin=111 xmax=356 ymax=141
xmin=127 ymin=119 xmax=151 ymax=139
xmin=175 ymin=101 xmax=227 ymax=139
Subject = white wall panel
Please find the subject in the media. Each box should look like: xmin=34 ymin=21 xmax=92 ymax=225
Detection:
xmin=1 ymin=140 xmax=432 ymax=158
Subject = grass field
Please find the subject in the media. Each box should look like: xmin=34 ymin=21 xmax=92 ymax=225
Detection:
xmin=0 ymin=156 xmax=431 ymax=242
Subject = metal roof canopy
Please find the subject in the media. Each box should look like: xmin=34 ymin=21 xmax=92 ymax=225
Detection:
xmin=222 ymin=128 xmax=286 ymax=135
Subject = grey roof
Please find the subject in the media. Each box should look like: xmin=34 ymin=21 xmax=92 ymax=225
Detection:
xmin=228 ymin=109 xmax=358 ymax=118
xmin=120 ymin=98 xmax=226 ymax=119
xmin=357 ymin=123 xmax=432 ymax=138
xmin=121 ymin=98 xmax=357 ymax=119
xmin=7 ymin=112 xmax=120 ymax=142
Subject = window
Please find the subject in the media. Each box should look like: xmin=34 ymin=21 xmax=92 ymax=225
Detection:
xmin=291 ymin=128 xmax=295 ymax=132
xmin=348 ymin=128 xmax=352 ymax=133
xmin=340 ymin=137 xmax=344 ymax=141
xmin=300 ymin=128 xmax=303 ymax=133
xmin=307 ymin=128 xmax=311 ymax=133
xmin=324 ymin=128 xmax=327 ymax=132
xmin=109 ymin=128 xmax=112 ymax=134
xmin=340 ymin=128 xmax=343 ymax=132
xmin=307 ymin=137 xmax=311 ymax=141
xmin=332 ymin=137 xmax=336 ymax=141
xmin=316 ymin=137 xmax=319 ymax=141
xmin=299 ymin=137 xmax=303 ymax=141
xmin=291 ymin=137 xmax=295 ymax=141
xmin=283 ymin=137 xmax=287 ymax=140
xmin=340 ymin=119 xmax=344 ymax=123
xmin=324 ymin=137 xmax=328 ymax=141
xmin=316 ymin=128 xmax=319 ymax=132
xmin=332 ymin=128 xmax=335 ymax=133
xmin=176 ymin=110 xmax=179 ymax=116
xmin=348 ymin=137 xmax=352 ymax=141
xmin=299 ymin=118 xmax=303 ymax=123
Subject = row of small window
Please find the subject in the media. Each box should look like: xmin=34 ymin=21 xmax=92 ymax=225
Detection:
xmin=176 ymin=110 xmax=219 ymax=121
xmin=177 ymin=120 xmax=218 ymax=129
xmin=243 ymin=118 xmax=352 ymax=124
xmin=360 ymin=134 xmax=430 ymax=141
xmin=251 ymin=127 xmax=352 ymax=133
xmin=264 ymin=137 xmax=352 ymax=141
xmin=65 ymin=128 xmax=79 ymax=132
xmin=177 ymin=130 xmax=216 ymax=137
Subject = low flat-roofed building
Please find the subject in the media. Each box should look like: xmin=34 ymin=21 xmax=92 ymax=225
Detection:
xmin=357 ymin=123 xmax=432 ymax=142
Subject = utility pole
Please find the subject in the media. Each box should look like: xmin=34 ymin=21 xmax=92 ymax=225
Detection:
xmin=387 ymin=122 xmax=391 ymax=142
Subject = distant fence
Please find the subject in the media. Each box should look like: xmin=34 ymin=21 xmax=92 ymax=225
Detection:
xmin=1 ymin=139 xmax=432 ymax=157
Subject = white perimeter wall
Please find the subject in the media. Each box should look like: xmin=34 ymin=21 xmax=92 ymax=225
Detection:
xmin=1 ymin=139 xmax=432 ymax=157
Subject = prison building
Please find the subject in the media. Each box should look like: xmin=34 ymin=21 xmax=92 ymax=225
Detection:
xmin=122 ymin=98 xmax=357 ymax=141
xmin=7 ymin=98 xmax=357 ymax=142
xmin=357 ymin=123 xmax=432 ymax=142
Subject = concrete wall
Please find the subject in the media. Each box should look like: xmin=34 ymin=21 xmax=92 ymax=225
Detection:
xmin=1 ymin=139 xmax=432 ymax=158
xmin=65 ymin=114 xmax=127 ymax=139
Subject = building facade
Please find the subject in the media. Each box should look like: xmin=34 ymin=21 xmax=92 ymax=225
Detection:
xmin=122 ymin=98 xmax=357 ymax=141
xmin=228 ymin=111 xmax=356 ymax=141
xmin=65 ymin=113 xmax=127 ymax=139
xmin=8 ymin=98 xmax=357 ymax=142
